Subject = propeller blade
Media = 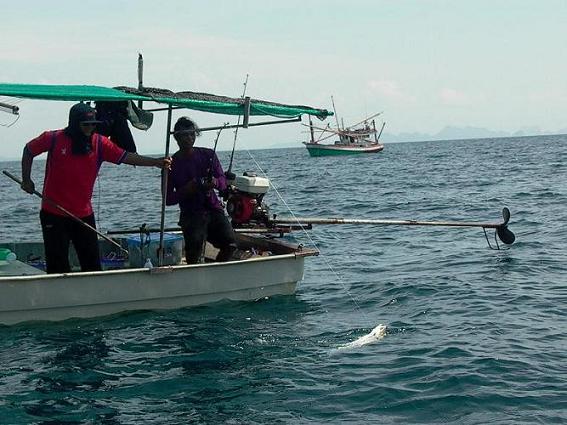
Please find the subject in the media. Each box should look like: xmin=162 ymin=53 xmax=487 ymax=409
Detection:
xmin=497 ymin=225 xmax=516 ymax=245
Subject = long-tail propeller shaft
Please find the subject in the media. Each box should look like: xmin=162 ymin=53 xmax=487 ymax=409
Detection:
xmin=273 ymin=208 xmax=516 ymax=249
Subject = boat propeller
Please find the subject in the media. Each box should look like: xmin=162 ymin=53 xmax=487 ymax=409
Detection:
xmin=494 ymin=207 xmax=516 ymax=246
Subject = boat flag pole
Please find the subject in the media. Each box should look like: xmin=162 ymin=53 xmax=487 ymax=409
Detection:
xmin=273 ymin=208 xmax=516 ymax=246
xmin=2 ymin=170 xmax=128 ymax=254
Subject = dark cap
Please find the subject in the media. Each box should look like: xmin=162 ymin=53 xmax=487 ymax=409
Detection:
xmin=69 ymin=102 xmax=102 ymax=125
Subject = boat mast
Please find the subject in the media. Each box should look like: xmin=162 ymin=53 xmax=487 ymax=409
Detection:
xmin=372 ymin=120 xmax=377 ymax=143
xmin=330 ymin=96 xmax=341 ymax=129
xmin=308 ymin=115 xmax=315 ymax=143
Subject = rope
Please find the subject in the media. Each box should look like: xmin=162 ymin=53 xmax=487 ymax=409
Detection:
xmin=244 ymin=149 xmax=369 ymax=319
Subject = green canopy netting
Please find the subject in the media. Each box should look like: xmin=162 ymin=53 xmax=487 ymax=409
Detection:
xmin=0 ymin=84 xmax=332 ymax=119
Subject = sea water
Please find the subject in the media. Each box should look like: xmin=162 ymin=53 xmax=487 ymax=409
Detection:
xmin=0 ymin=135 xmax=566 ymax=423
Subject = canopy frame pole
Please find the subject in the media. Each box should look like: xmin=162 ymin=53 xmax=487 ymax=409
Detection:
xmin=200 ymin=116 xmax=301 ymax=132
xmin=134 ymin=112 xmax=300 ymax=130
xmin=157 ymin=105 xmax=173 ymax=266
xmin=242 ymin=96 xmax=251 ymax=128
xmin=0 ymin=101 xmax=19 ymax=115
xmin=137 ymin=53 xmax=144 ymax=109
xmin=144 ymin=105 xmax=185 ymax=112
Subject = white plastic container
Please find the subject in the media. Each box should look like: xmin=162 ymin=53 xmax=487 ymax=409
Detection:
xmin=126 ymin=233 xmax=184 ymax=268
xmin=234 ymin=175 xmax=270 ymax=194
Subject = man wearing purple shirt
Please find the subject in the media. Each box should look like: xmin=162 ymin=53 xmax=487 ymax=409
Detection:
xmin=165 ymin=117 xmax=237 ymax=264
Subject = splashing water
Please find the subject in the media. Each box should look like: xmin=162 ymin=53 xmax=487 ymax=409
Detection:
xmin=338 ymin=324 xmax=387 ymax=350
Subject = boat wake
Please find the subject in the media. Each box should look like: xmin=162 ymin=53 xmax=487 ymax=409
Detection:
xmin=337 ymin=324 xmax=387 ymax=350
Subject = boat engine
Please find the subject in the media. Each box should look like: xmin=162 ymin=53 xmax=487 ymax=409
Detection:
xmin=226 ymin=172 xmax=271 ymax=227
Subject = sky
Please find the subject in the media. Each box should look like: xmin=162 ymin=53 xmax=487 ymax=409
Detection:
xmin=1 ymin=0 xmax=566 ymax=158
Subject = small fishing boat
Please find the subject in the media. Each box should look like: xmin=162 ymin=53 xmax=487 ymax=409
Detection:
xmin=0 ymin=58 xmax=516 ymax=325
xmin=0 ymin=233 xmax=317 ymax=325
xmin=0 ymin=57 xmax=331 ymax=325
xmin=303 ymin=98 xmax=385 ymax=157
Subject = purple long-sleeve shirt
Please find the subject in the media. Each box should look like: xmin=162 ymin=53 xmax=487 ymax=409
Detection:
xmin=166 ymin=147 xmax=227 ymax=213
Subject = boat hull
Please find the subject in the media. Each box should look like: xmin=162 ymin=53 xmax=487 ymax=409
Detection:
xmin=0 ymin=253 xmax=307 ymax=325
xmin=304 ymin=143 xmax=384 ymax=157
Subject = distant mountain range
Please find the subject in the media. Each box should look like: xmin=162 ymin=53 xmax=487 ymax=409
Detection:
xmin=380 ymin=125 xmax=567 ymax=143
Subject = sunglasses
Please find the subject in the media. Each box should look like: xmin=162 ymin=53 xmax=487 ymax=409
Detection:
xmin=80 ymin=122 xmax=97 ymax=127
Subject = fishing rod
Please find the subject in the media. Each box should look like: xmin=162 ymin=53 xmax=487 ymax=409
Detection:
xmin=226 ymin=74 xmax=249 ymax=178
xmin=272 ymin=208 xmax=516 ymax=248
xmin=2 ymin=170 xmax=128 ymax=254
xmin=195 ymin=123 xmax=229 ymax=264
xmin=206 ymin=123 xmax=229 ymax=182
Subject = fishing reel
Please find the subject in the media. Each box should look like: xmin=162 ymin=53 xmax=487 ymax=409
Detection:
xmin=225 ymin=172 xmax=271 ymax=227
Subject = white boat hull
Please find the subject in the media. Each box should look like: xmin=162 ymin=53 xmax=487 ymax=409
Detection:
xmin=303 ymin=142 xmax=384 ymax=156
xmin=0 ymin=253 xmax=306 ymax=325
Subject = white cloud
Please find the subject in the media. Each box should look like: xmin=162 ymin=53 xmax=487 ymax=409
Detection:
xmin=367 ymin=79 xmax=415 ymax=103
xmin=439 ymin=88 xmax=472 ymax=106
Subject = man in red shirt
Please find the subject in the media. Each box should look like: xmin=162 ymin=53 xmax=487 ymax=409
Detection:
xmin=21 ymin=102 xmax=171 ymax=274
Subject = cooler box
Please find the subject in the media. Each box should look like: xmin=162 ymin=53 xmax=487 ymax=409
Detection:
xmin=126 ymin=233 xmax=184 ymax=267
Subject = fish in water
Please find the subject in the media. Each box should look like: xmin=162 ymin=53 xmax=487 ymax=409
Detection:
xmin=338 ymin=324 xmax=387 ymax=350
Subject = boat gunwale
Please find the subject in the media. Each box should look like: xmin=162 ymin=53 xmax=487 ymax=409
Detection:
xmin=0 ymin=248 xmax=318 ymax=282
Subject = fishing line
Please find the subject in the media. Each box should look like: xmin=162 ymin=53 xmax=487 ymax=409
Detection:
xmin=243 ymin=149 xmax=369 ymax=319
xmin=0 ymin=114 xmax=20 ymax=127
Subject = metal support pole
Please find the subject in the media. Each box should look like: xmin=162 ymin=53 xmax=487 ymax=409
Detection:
xmin=243 ymin=96 xmax=251 ymax=128
xmin=158 ymin=105 xmax=173 ymax=266
xmin=137 ymin=53 xmax=144 ymax=109
xmin=199 ymin=116 xmax=301 ymax=132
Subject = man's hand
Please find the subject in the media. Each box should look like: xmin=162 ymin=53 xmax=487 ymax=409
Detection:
xmin=154 ymin=157 xmax=172 ymax=169
xmin=21 ymin=179 xmax=35 ymax=194
xmin=202 ymin=177 xmax=216 ymax=190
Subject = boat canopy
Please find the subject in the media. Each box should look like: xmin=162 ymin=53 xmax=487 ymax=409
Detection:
xmin=0 ymin=83 xmax=332 ymax=119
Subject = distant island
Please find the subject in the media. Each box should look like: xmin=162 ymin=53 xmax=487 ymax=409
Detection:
xmin=380 ymin=125 xmax=567 ymax=143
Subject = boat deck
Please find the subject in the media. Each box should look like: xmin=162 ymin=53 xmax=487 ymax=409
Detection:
xmin=0 ymin=232 xmax=317 ymax=277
